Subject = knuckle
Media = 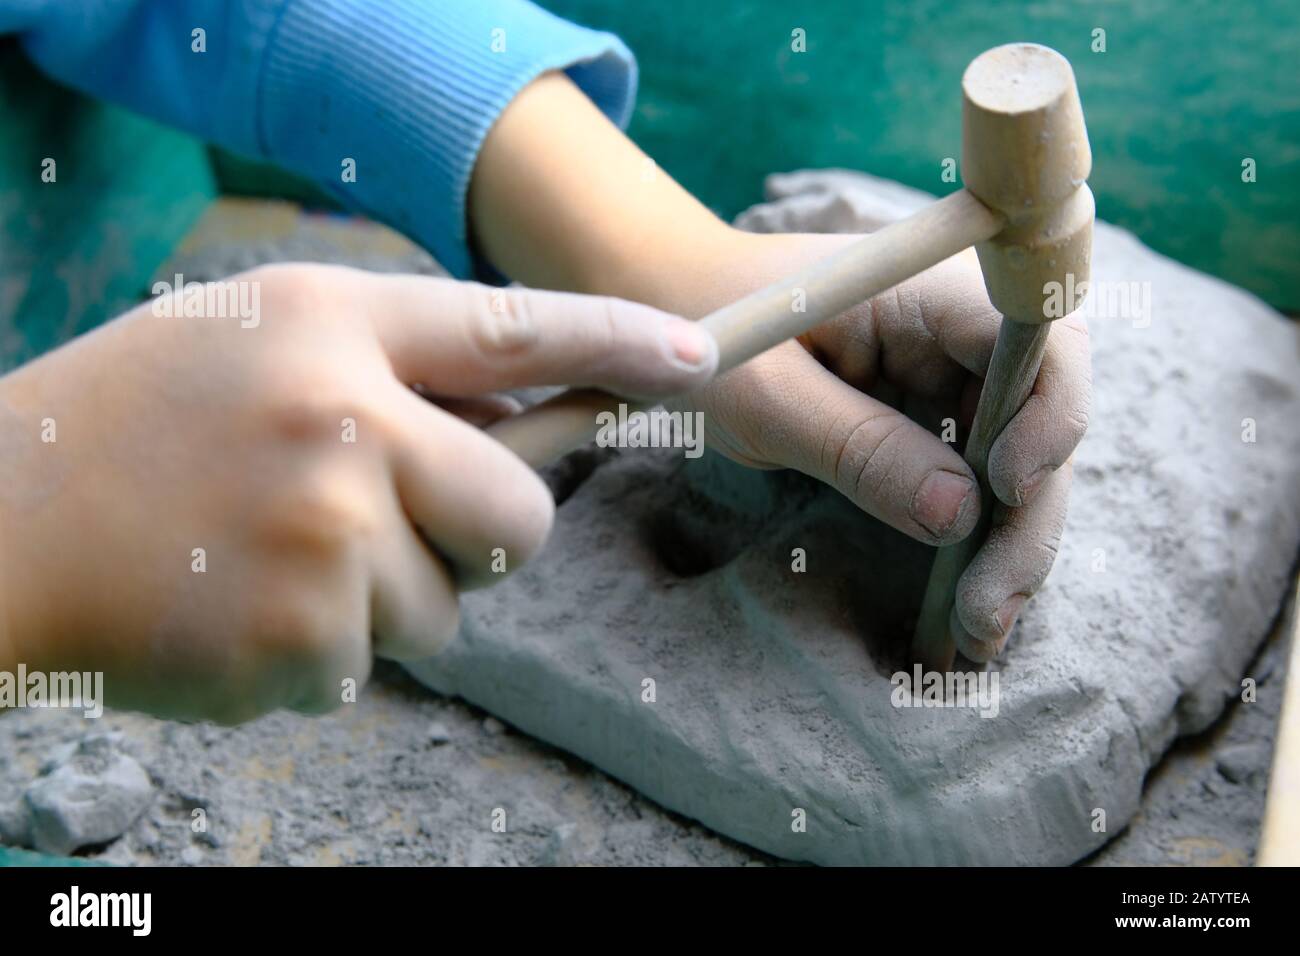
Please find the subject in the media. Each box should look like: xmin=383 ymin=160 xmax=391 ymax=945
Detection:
xmin=1025 ymin=548 xmax=1059 ymax=596
xmin=812 ymin=395 xmax=858 ymax=477
xmin=957 ymin=631 xmax=1000 ymax=663
xmin=243 ymin=264 xmax=323 ymax=313
xmin=289 ymin=622 xmax=344 ymax=668
xmin=260 ymin=474 xmax=379 ymax=559
xmin=265 ymin=394 xmax=341 ymax=446
xmin=265 ymin=386 xmax=389 ymax=449
xmin=698 ymin=358 xmax=788 ymax=466
xmin=828 ymin=410 xmax=907 ymax=502
xmin=1048 ymin=313 xmax=1091 ymax=359
xmin=466 ymin=286 xmax=541 ymax=356
xmin=1059 ymin=319 xmax=1093 ymax=430
xmin=1067 ymin=403 xmax=1091 ymax=443
xmin=590 ymin=295 xmax=622 ymax=356
xmin=215 ymin=612 xmax=359 ymax=720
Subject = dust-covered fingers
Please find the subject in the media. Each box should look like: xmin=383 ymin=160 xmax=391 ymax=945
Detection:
xmin=986 ymin=314 xmax=1092 ymax=506
xmin=745 ymin=346 xmax=982 ymax=545
xmin=805 ymin=250 xmax=1004 ymax=397
xmin=951 ymin=461 xmax=1073 ymax=661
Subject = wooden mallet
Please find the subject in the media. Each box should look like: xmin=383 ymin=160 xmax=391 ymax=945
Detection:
xmin=911 ymin=45 xmax=1093 ymax=670
xmin=488 ymin=44 xmax=1093 ymax=673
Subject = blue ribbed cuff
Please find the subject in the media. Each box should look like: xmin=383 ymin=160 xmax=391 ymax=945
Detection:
xmin=257 ymin=0 xmax=637 ymax=278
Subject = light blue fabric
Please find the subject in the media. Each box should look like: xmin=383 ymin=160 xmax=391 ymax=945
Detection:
xmin=2 ymin=0 xmax=637 ymax=278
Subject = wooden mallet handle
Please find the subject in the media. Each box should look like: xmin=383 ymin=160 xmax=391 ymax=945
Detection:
xmin=911 ymin=44 xmax=1094 ymax=671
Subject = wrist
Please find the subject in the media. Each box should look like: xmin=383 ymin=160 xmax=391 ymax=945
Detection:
xmin=588 ymin=219 xmax=756 ymax=315
xmin=608 ymin=228 xmax=857 ymax=320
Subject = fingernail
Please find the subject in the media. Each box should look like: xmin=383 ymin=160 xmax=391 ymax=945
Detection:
xmin=995 ymin=594 xmax=1028 ymax=636
xmin=1016 ymin=466 xmax=1052 ymax=504
xmin=664 ymin=322 xmax=716 ymax=373
xmin=913 ymin=471 xmax=976 ymax=539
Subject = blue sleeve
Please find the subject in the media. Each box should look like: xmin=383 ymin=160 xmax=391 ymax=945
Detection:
xmin=4 ymin=0 xmax=637 ymax=279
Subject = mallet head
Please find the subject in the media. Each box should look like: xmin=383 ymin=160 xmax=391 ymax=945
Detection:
xmin=961 ymin=43 xmax=1094 ymax=324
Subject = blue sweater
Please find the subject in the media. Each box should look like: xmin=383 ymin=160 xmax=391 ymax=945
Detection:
xmin=1 ymin=0 xmax=636 ymax=279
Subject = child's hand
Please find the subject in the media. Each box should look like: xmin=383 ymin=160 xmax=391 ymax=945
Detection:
xmin=680 ymin=232 xmax=1091 ymax=659
xmin=465 ymin=73 xmax=1088 ymax=659
xmin=0 ymin=264 xmax=717 ymax=723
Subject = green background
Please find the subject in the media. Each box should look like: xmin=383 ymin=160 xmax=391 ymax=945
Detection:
xmin=0 ymin=47 xmax=215 ymax=371
xmin=542 ymin=0 xmax=1300 ymax=310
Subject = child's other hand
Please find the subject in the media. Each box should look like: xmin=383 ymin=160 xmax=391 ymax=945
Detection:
xmin=0 ymin=264 xmax=717 ymax=723
xmin=679 ymin=232 xmax=1091 ymax=659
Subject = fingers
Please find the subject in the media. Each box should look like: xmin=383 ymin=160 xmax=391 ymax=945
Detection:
xmin=951 ymin=461 xmax=1073 ymax=662
xmin=266 ymin=574 xmax=375 ymax=718
xmin=801 ymin=253 xmax=1090 ymax=510
xmin=847 ymin=254 xmax=1090 ymax=508
xmin=986 ymin=314 xmax=1092 ymax=505
xmin=368 ymin=501 xmax=462 ymax=661
xmin=386 ymin=384 xmax=555 ymax=591
xmin=362 ymin=385 xmax=554 ymax=662
xmin=363 ymin=274 xmax=718 ymax=399
xmin=803 ymin=250 xmax=1001 ymax=399
xmin=744 ymin=345 xmax=981 ymax=545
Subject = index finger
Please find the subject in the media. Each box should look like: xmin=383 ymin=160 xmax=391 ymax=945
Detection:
xmin=358 ymin=274 xmax=719 ymax=399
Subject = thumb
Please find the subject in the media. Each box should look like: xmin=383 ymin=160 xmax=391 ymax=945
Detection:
xmin=367 ymin=275 xmax=718 ymax=398
xmin=739 ymin=346 xmax=981 ymax=545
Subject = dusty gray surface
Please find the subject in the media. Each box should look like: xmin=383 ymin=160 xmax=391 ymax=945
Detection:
xmin=14 ymin=734 xmax=153 ymax=855
xmin=0 ymin=635 xmax=1288 ymax=865
xmin=0 ymin=662 xmax=767 ymax=865
xmin=1 ymin=186 xmax=1296 ymax=865
xmin=1090 ymin=596 xmax=1292 ymax=866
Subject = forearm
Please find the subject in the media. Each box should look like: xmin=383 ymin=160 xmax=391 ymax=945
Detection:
xmin=469 ymin=72 xmax=757 ymax=315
